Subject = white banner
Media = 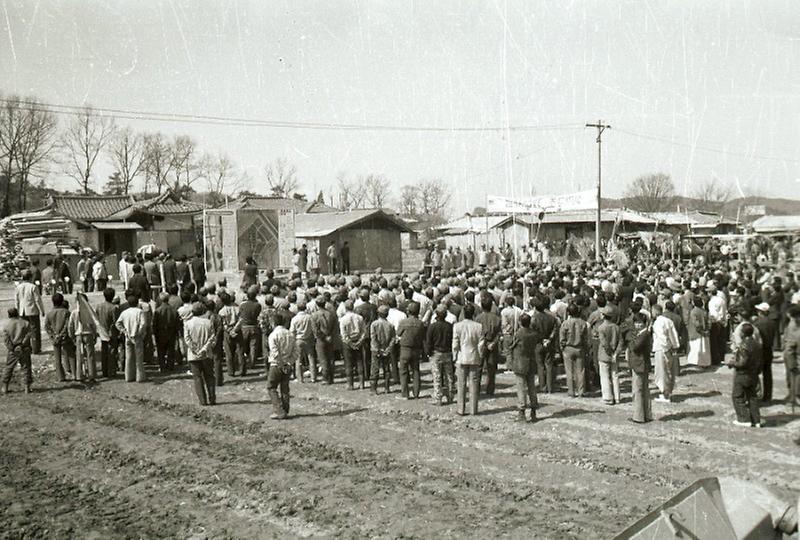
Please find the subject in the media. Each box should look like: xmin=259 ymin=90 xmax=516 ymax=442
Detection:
xmin=487 ymin=189 xmax=596 ymax=214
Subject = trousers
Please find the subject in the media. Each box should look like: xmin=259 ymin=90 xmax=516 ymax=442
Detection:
xmin=156 ymin=339 xmax=175 ymax=372
xmin=370 ymin=353 xmax=391 ymax=392
xmin=316 ymin=340 xmax=334 ymax=383
xmin=732 ymin=374 xmax=760 ymax=425
xmin=631 ymin=370 xmax=652 ymax=422
xmin=52 ymin=341 xmax=74 ymax=381
xmin=296 ymin=339 xmax=317 ymax=382
xmin=429 ymin=351 xmax=453 ymax=403
xmin=240 ymin=325 xmax=260 ymax=371
xmin=456 ymin=364 xmax=480 ymax=415
xmin=535 ymin=344 xmax=555 ymax=393
xmin=267 ymin=364 xmax=291 ymax=415
xmin=709 ymin=322 xmax=726 ymax=365
xmin=342 ymin=344 xmax=365 ymax=388
xmin=399 ymin=347 xmax=421 ymax=398
xmin=189 ymin=358 xmax=216 ymax=405
xmin=75 ymin=334 xmax=97 ymax=382
xmin=562 ymin=346 xmax=585 ymax=397
xmin=24 ymin=315 xmax=41 ymax=354
xmin=2 ymin=348 xmax=32 ymax=387
xmin=654 ymin=349 xmax=678 ymax=398
xmin=124 ymin=335 xmax=147 ymax=382
xmin=100 ymin=339 xmax=118 ymax=378
xmin=599 ymin=360 xmax=620 ymax=403
xmin=224 ymin=333 xmax=244 ymax=376
xmin=514 ymin=369 xmax=537 ymax=411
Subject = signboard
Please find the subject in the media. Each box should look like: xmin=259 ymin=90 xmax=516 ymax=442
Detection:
xmin=743 ymin=205 xmax=766 ymax=216
xmin=487 ymin=189 xmax=596 ymax=214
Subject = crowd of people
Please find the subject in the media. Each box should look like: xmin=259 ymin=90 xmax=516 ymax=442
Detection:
xmin=2 ymin=238 xmax=799 ymax=428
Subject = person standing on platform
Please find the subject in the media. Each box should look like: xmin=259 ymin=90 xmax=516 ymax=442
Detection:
xmin=191 ymin=252 xmax=206 ymax=289
xmin=326 ymin=242 xmax=338 ymax=274
xmin=340 ymin=241 xmax=351 ymax=275
xmin=15 ymin=270 xmax=44 ymax=355
xmin=163 ymin=253 xmax=177 ymax=291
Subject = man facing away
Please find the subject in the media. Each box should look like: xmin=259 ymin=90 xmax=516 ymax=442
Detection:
xmin=652 ymin=304 xmax=681 ymax=403
xmin=115 ymin=293 xmax=148 ymax=383
xmin=15 ymin=269 xmax=44 ymax=355
xmin=1 ymin=308 xmax=32 ymax=394
xmin=509 ymin=313 xmax=539 ymax=422
xmin=426 ymin=305 xmax=454 ymax=405
xmin=453 ymin=303 xmax=483 ymax=416
xmin=183 ymin=303 xmax=217 ymax=406
xmin=267 ymin=311 xmax=295 ymax=419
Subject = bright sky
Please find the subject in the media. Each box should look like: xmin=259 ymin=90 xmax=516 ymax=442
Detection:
xmin=2 ymin=1 xmax=799 ymax=212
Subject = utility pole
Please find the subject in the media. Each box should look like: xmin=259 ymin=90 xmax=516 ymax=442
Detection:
xmin=586 ymin=120 xmax=611 ymax=262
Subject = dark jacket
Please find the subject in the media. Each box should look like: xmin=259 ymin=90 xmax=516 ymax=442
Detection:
xmin=733 ymin=336 xmax=762 ymax=380
xmin=627 ymin=329 xmax=652 ymax=374
xmin=425 ymin=319 xmax=453 ymax=355
xmin=129 ymin=274 xmax=151 ymax=302
xmin=163 ymin=259 xmax=177 ymax=287
xmin=397 ymin=316 xmax=425 ymax=349
xmin=153 ymin=303 xmax=179 ymax=344
xmin=509 ymin=326 xmax=538 ymax=375
xmin=752 ymin=315 xmax=777 ymax=362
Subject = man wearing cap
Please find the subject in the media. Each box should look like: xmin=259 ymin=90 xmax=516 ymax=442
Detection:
xmin=707 ymin=283 xmax=727 ymax=366
xmin=752 ymin=302 xmax=777 ymax=402
xmin=15 ymin=270 xmax=44 ymax=355
xmin=1 ymin=308 xmax=32 ymax=394
xmin=370 ymin=304 xmax=395 ymax=394
xmin=453 ymin=303 xmax=483 ymax=415
xmin=396 ymin=301 xmax=425 ymax=399
xmin=183 ymin=303 xmax=217 ymax=406
xmin=339 ymin=300 xmax=366 ymax=389
xmin=652 ymin=304 xmax=680 ymax=403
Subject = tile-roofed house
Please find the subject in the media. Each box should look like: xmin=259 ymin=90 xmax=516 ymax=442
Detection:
xmin=48 ymin=194 xmax=136 ymax=223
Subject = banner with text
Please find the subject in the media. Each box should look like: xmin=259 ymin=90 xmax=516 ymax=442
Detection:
xmin=487 ymin=190 xmax=596 ymax=214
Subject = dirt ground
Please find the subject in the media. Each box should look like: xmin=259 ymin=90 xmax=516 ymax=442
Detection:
xmin=1 ymin=287 xmax=798 ymax=539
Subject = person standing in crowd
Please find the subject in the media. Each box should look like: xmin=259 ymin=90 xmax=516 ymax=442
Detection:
xmin=183 ymin=303 xmax=217 ymax=406
xmin=687 ymin=297 xmax=711 ymax=367
xmin=326 ymin=242 xmax=338 ymax=274
xmin=266 ymin=311 xmax=295 ymax=419
xmin=340 ymin=241 xmax=351 ymax=275
xmin=242 ymin=256 xmax=259 ymax=289
xmin=311 ymin=296 xmax=336 ymax=384
xmin=176 ymin=255 xmax=190 ymax=292
xmin=370 ymin=305 xmax=395 ymax=394
xmin=153 ymin=292 xmax=180 ymax=373
xmin=54 ymin=255 xmax=72 ymax=294
xmin=15 ymin=269 xmax=44 ymax=355
xmin=597 ymin=305 xmax=621 ymax=405
xmin=41 ymin=259 xmax=55 ymax=295
xmin=95 ymin=287 xmax=120 ymax=378
xmin=290 ymin=300 xmax=315 ymax=382
xmin=299 ymin=244 xmax=308 ymax=276
xmin=727 ymin=323 xmax=762 ymax=427
xmin=191 ymin=252 xmax=206 ymax=289
xmin=476 ymin=294 xmax=501 ymax=395
xmin=339 ymin=300 xmax=366 ymax=390
xmin=783 ymin=306 xmax=800 ymax=407
xmin=453 ymin=303 xmax=483 ymax=416
xmin=627 ymin=312 xmax=653 ymax=423
xmin=652 ymin=304 xmax=680 ymax=403
xmin=116 ymin=293 xmax=147 ymax=383
xmin=559 ymin=303 xmax=590 ymax=398
xmin=530 ymin=296 xmax=557 ymax=394
xmin=752 ymin=302 xmax=777 ymax=403
xmin=707 ymin=282 xmax=727 ymax=366
xmin=68 ymin=292 xmax=98 ymax=383
xmin=1 ymin=308 xmax=32 ymax=394
xmin=426 ymin=305 xmax=454 ymax=405
xmin=77 ymin=253 xmax=90 ymax=292
xmin=509 ymin=313 xmax=539 ymax=422
xmin=143 ymin=252 xmax=161 ymax=297
xmin=162 ymin=253 xmax=177 ymax=291
xmin=92 ymin=253 xmax=108 ymax=292
xmin=291 ymin=249 xmax=301 ymax=277
xmin=45 ymin=293 xmax=74 ymax=381
xmin=218 ymin=291 xmax=242 ymax=377
xmin=128 ymin=264 xmax=151 ymax=303
xmin=237 ymin=285 xmax=262 ymax=376
xmin=396 ymin=301 xmax=424 ymax=399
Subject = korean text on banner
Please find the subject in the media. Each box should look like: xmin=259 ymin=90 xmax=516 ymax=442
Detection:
xmin=486 ymin=190 xmax=596 ymax=214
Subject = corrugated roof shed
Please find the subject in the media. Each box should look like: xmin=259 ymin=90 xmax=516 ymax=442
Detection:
xmin=433 ymin=215 xmax=509 ymax=232
xmin=751 ymin=215 xmax=800 ymax=233
xmin=493 ymin=209 xmax=657 ymax=228
xmin=294 ymin=209 xmax=412 ymax=238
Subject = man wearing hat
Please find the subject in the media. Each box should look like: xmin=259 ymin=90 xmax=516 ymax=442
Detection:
xmin=753 ymin=302 xmax=777 ymax=402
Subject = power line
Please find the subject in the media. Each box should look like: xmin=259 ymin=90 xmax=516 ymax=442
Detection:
xmin=0 ymin=98 xmax=585 ymax=133
xmin=616 ymin=127 xmax=800 ymax=164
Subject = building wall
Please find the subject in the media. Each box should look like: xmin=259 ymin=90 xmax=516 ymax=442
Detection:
xmin=151 ymin=214 xmax=194 ymax=231
xmin=302 ymin=226 xmax=404 ymax=272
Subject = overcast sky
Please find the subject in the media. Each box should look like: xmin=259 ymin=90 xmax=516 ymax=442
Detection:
xmin=2 ymin=0 xmax=799 ymax=212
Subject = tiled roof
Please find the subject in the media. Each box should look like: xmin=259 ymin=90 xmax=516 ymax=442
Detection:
xmin=294 ymin=209 xmax=413 ymax=238
xmin=230 ymin=196 xmax=311 ymax=213
xmin=50 ymin=195 xmax=136 ymax=221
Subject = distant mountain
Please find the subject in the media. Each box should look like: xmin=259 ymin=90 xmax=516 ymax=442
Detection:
xmin=602 ymin=195 xmax=800 ymax=219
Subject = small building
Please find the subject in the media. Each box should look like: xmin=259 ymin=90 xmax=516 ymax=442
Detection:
xmin=751 ymin=215 xmax=800 ymax=235
xmin=432 ymin=214 xmax=510 ymax=250
xmin=491 ymin=209 xmax=658 ymax=246
xmin=647 ymin=211 xmax=740 ymax=236
xmin=294 ymin=209 xmax=413 ymax=272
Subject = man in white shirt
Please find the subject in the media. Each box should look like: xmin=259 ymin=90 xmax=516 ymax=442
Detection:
xmin=651 ymin=304 xmax=681 ymax=402
xmin=387 ymin=298 xmax=406 ymax=384
xmin=707 ymin=283 xmax=728 ymax=366
xmin=15 ymin=270 xmax=45 ymax=354
xmin=115 ymin=294 xmax=147 ymax=383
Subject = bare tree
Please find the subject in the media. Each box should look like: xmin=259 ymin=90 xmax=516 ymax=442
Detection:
xmin=623 ymin=172 xmax=676 ymax=213
xmin=62 ymin=106 xmax=116 ymax=194
xmin=0 ymin=96 xmax=58 ymax=215
xmin=142 ymin=132 xmax=173 ymax=195
xmin=108 ymin=127 xmax=145 ymax=195
xmin=197 ymin=151 xmax=249 ymax=207
xmin=363 ymin=173 xmax=391 ymax=208
xmin=335 ymin=172 xmax=367 ymax=210
xmin=169 ymin=135 xmax=200 ymax=194
xmin=417 ymin=178 xmax=451 ymax=219
xmin=264 ymin=157 xmax=299 ymax=197
xmin=398 ymin=184 xmax=419 ymax=216
xmin=693 ymin=177 xmax=733 ymax=214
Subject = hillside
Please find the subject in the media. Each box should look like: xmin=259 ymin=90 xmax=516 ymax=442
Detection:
xmin=602 ymin=195 xmax=800 ymax=218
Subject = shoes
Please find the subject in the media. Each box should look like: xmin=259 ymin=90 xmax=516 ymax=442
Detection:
xmin=270 ymin=412 xmax=287 ymax=420
xmin=753 ymin=422 xmax=764 ymax=428
xmin=627 ymin=418 xmax=647 ymax=424
xmin=732 ymin=420 xmax=751 ymax=427
xmin=529 ymin=409 xmax=537 ymax=423
xmin=654 ymin=395 xmax=670 ymax=403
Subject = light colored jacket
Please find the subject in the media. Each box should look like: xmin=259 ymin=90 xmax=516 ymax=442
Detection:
xmin=184 ymin=316 xmax=216 ymax=361
xmin=268 ymin=325 xmax=297 ymax=367
xmin=115 ymin=306 xmax=146 ymax=339
xmin=453 ymin=319 xmax=483 ymax=366
xmin=652 ymin=315 xmax=680 ymax=352
xmin=15 ymin=282 xmax=44 ymax=316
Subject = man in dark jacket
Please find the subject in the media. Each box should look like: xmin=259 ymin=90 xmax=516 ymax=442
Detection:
xmin=354 ymin=289 xmax=377 ymax=380
xmin=191 ymin=253 xmax=206 ymax=289
xmin=396 ymin=301 xmax=425 ymax=399
xmin=727 ymin=323 xmax=762 ymax=427
xmin=509 ymin=313 xmax=539 ymax=422
xmin=311 ymin=296 xmax=337 ymax=384
xmin=531 ymin=295 xmax=558 ymax=394
xmin=163 ymin=254 xmax=177 ymax=290
xmin=1 ymin=308 xmax=32 ymax=394
xmin=153 ymin=293 xmax=180 ymax=372
xmin=425 ymin=305 xmax=453 ymax=405
xmin=128 ymin=264 xmax=150 ymax=303
xmin=627 ymin=312 xmax=652 ymax=423
xmin=753 ymin=302 xmax=777 ymax=402
xmin=475 ymin=294 xmax=501 ymax=395
xmin=176 ymin=255 xmax=191 ymax=292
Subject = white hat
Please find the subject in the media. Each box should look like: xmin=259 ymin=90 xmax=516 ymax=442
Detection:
xmin=754 ymin=302 xmax=770 ymax=313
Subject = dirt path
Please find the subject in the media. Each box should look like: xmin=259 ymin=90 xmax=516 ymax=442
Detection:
xmin=1 ymin=352 xmax=798 ymax=539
